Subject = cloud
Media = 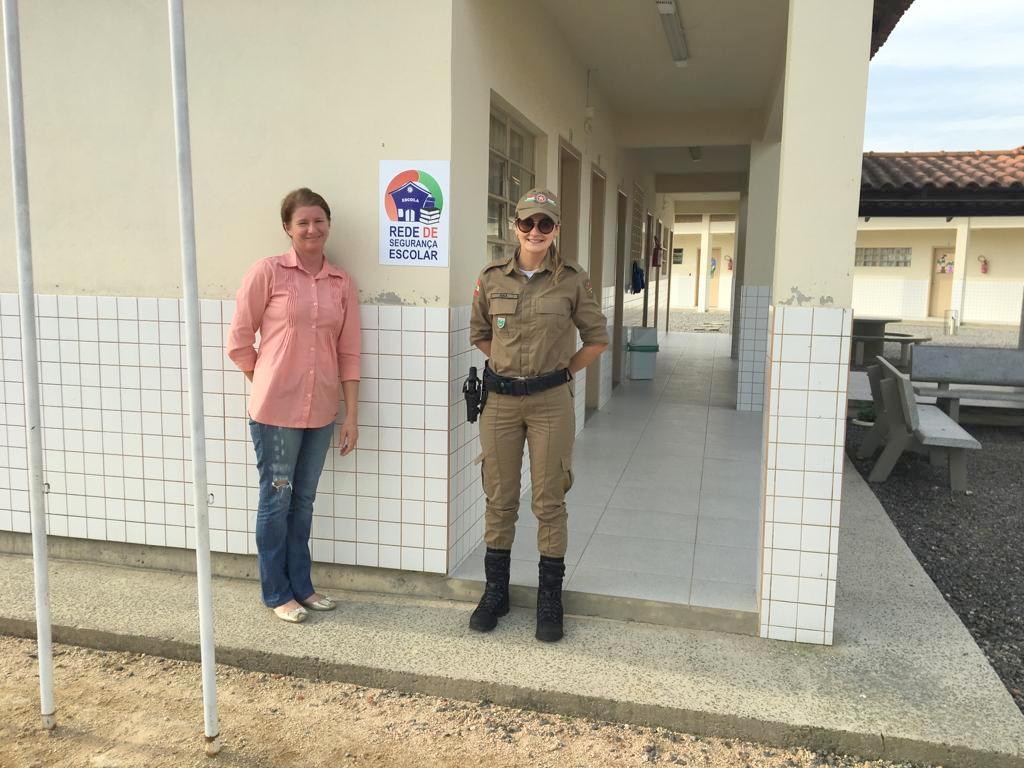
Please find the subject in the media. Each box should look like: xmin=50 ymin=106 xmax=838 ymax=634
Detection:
xmin=872 ymin=0 xmax=1024 ymax=69
xmin=865 ymin=2 xmax=1024 ymax=151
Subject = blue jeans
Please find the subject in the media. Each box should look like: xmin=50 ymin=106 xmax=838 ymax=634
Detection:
xmin=249 ymin=419 xmax=334 ymax=608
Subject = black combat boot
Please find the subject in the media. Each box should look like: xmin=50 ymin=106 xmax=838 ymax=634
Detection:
xmin=535 ymin=556 xmax=566 ymax=642
xmin=469 ymin=548 xmax=511 ymax=632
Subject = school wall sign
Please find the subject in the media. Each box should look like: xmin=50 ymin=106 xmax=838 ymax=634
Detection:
xmin=379 ymin=160 xmax=450 ymax=267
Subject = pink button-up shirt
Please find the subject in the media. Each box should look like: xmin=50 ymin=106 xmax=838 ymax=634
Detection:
xmin=227 ymin=248 xmax=361 ymax=429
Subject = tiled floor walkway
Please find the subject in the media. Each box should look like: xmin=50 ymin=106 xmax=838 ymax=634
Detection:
xmin=453 ymin=332 xmax=763 ymax=614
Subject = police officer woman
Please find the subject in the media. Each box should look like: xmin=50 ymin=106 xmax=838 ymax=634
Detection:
xmin=468 ymin=188 xmax=609 ymax=642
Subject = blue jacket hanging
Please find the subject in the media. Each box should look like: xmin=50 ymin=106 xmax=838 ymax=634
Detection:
xmin=630 ymin=261 xmax=646 ymax=294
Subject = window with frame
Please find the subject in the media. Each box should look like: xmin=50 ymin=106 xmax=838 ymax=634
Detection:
xmin=854 ymin=247 xmax=911 ymax=267
xmin=487 ymin=107 xmax=536 ymax=261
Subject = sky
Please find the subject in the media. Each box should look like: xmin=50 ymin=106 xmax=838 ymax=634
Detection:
xmin=863 ymin=0 xmax=1024 ymax=152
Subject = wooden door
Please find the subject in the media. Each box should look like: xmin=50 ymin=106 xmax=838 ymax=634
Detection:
xmin=708 ymin=248 xmax=722 ymax=308
xmin=929 ymin=248 xmax=954 ymax=318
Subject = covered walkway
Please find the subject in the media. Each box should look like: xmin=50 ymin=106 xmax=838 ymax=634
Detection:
xmin=454 ymin=332 xmax=761 ymax=617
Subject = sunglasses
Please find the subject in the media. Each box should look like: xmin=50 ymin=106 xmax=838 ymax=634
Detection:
xmin=515 ymin=217 xmax=556 ymax=235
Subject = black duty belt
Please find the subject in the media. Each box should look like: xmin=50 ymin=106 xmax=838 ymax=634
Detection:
xmin=483 ymin=365 xmax=571 ymax=396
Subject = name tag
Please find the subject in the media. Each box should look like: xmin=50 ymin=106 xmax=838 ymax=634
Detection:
xmin=490 ymin=292 xmax=519 ymax=300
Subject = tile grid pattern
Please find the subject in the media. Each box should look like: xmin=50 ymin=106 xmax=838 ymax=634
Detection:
xmin=0 ymin=294 xmax=450 ymax=574
xmin=445 ymin=305 xmax=536 ymax=574
xmin=737 ymin=285 xmax=771 ymax=412
xmin=851 ymin=277 xmax=929 ymax=320
xmin=598 ymin=285 xmax=615 ymax=409
xmin=759 ymin=305 xmax=851 ymax=645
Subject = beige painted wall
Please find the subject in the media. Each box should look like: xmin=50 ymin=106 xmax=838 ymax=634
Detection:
xmin=0 ymin=1 xmax=453 ymax=303
xmin=448 ymin=0 xmax=658 ymax=304
xmin=851 ymin=228 xmax=953 ymax=320
xmin=771 ymin=0 xmax=871 ymax=307
xmin=669 ymin=233 xmax=734 ymax=309
xmin=744 ymin=141 xmax=780 ymax=287
xmin=851 ymin=226 xmax=1024 ymax=322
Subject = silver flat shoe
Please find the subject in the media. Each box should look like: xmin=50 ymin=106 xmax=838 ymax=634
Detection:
xmin=298 ymin=594 xmax=337 ymax=611
xmin=273 ymin=605 xmax=308 ymax=623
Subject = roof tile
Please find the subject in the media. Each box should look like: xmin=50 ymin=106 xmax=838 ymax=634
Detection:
xmin=862 ymin=147 xmax=1024 ymax=193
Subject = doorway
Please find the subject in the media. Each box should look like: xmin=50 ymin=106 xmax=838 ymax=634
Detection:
xmin=708 ymin=247 xmax=723 ymax=308
xmin=585 ymin=168 xmax=606 ymax=419
xmin=929 ymin=247 xmax=954 ymax=318
xmin=664 ymin=230 xmax=674 ymax=332
xmin=641 ymin=212 xmax=653 ymax=325
xmin=612 ymin=191 xmax=628 ymax=388
xmin=652 ymin=218 xmax=663 ymax=330
xmin=558 ymin=144 xmax=581 ymax=263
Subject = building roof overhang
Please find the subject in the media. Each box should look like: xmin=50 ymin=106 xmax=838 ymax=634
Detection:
xmin=860 ymin=147 xmax=1024 ymax=217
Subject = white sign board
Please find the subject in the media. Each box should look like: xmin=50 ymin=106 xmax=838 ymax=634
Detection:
xmin=379 ymin=160 xmax=450 ymax=267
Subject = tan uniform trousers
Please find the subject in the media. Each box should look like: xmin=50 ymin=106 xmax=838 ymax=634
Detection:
xmin=478 ymin=382 xmax=575 ymax=558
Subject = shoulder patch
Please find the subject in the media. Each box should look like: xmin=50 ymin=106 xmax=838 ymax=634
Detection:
xmin=583 ymin=278 xmax=594 ymax=298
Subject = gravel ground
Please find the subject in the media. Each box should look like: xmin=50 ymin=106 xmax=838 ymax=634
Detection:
xmin=0 ymin=636 xmax=936 ymax=768
xmin=845 ymin=423 xmax=1024 ymax=714
xmin=889 ymin=322 xmax=1019 ymax=350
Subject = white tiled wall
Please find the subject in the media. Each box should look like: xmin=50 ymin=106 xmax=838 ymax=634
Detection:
xmin=759 ymin=305 xmax=851 ymax=646
xmin=962 ymin=280 xmax=1024 ymax=324
xmin=446 ymin=305 xmax=487 ymax=570
xmin=737 ymin=285 xmax=770 ymax=411
xmin=1 ymin=291 xmax=611 ymax=579
xmin=851 ymin=276 xmax=929 ymax=320
xmin=598 ymin=285 xmax=615 ymax=409
xmin=0 ymin=294 xmax=449 ymax=574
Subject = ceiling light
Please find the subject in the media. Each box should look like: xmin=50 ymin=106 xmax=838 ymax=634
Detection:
xmin=656 ymin=0 xmax=689 ymax=68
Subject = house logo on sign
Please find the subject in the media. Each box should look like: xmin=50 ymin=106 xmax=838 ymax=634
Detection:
xmin=384 ymin=170 xmax=444 ymax=226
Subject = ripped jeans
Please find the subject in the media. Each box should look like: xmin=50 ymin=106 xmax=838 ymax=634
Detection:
xmin=249 ymin=419 xmax=334 ymax=608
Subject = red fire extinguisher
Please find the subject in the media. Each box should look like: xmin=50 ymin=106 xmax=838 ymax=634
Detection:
xmin=651 ymin=238 xmax=663 ymax=268
xmin=978 ymin=255 xmax=989 ymax=274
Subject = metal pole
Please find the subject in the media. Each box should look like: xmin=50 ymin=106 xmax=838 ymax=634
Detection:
xmin=167 ymin=0 xmax=220 ymax=755
xmin=2 ymin=0 xmax=56 ymax=731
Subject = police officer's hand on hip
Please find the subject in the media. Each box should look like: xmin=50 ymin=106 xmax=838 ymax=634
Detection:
xmin=467 ymin=188 xmax=609 ymax=642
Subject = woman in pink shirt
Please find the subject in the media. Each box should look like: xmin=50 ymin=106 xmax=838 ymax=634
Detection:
xmin=227 ymin=188 xmax=360 ymax=623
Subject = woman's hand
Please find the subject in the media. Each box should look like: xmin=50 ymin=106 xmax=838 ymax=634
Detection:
xmin=339 ymin=419 xmax=358 ymax=456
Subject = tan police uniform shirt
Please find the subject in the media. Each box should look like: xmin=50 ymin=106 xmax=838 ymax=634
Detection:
xmin=470 ymin=251 xmax=609 ymax=378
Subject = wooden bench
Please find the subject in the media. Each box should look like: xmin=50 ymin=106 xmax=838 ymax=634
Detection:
xmin=852 ymin=332 xmax=931 ymax=368
xmin=862 ymin=356 xmax=980 ymax=492
xmin=911 ymin=346 xmax=1024 ymax=422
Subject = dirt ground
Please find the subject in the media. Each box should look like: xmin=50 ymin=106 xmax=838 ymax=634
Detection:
xmin=0 ymin=636 xmax=935 ymax=768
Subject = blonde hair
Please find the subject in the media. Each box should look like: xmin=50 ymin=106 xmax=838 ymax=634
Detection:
xmin=549 ymin=244 xmax=565 ymax=284
xmin=514 ymin=244 xmax=565 ymax=283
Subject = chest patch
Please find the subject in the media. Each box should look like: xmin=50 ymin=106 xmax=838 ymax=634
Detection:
xmin=496 ymin=317 xmax=507 ymax=329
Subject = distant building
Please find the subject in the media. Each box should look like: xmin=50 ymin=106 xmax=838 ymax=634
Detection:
xmin=855 ymin=147 xmax=1024 ymax=323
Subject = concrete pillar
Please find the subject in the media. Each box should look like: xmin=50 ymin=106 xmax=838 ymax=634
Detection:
xmin=951 ymin=218 xmax=970 ymax=325
xmin=696 ymin=214 xmax=711 ymax=312
xmin=760 ymin=0 xmax=872 ymax=646
xmin=730 ymin=190 xmax=749 ymax=360
xmin=1019 ymin=289 xmax=1024 ymax=349
xmin=736 ymin=141 xmax=781 ymax=411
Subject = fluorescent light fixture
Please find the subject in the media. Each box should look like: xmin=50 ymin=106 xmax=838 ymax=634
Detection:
xmin=656 ymin=0 xmax=689 ymax=67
